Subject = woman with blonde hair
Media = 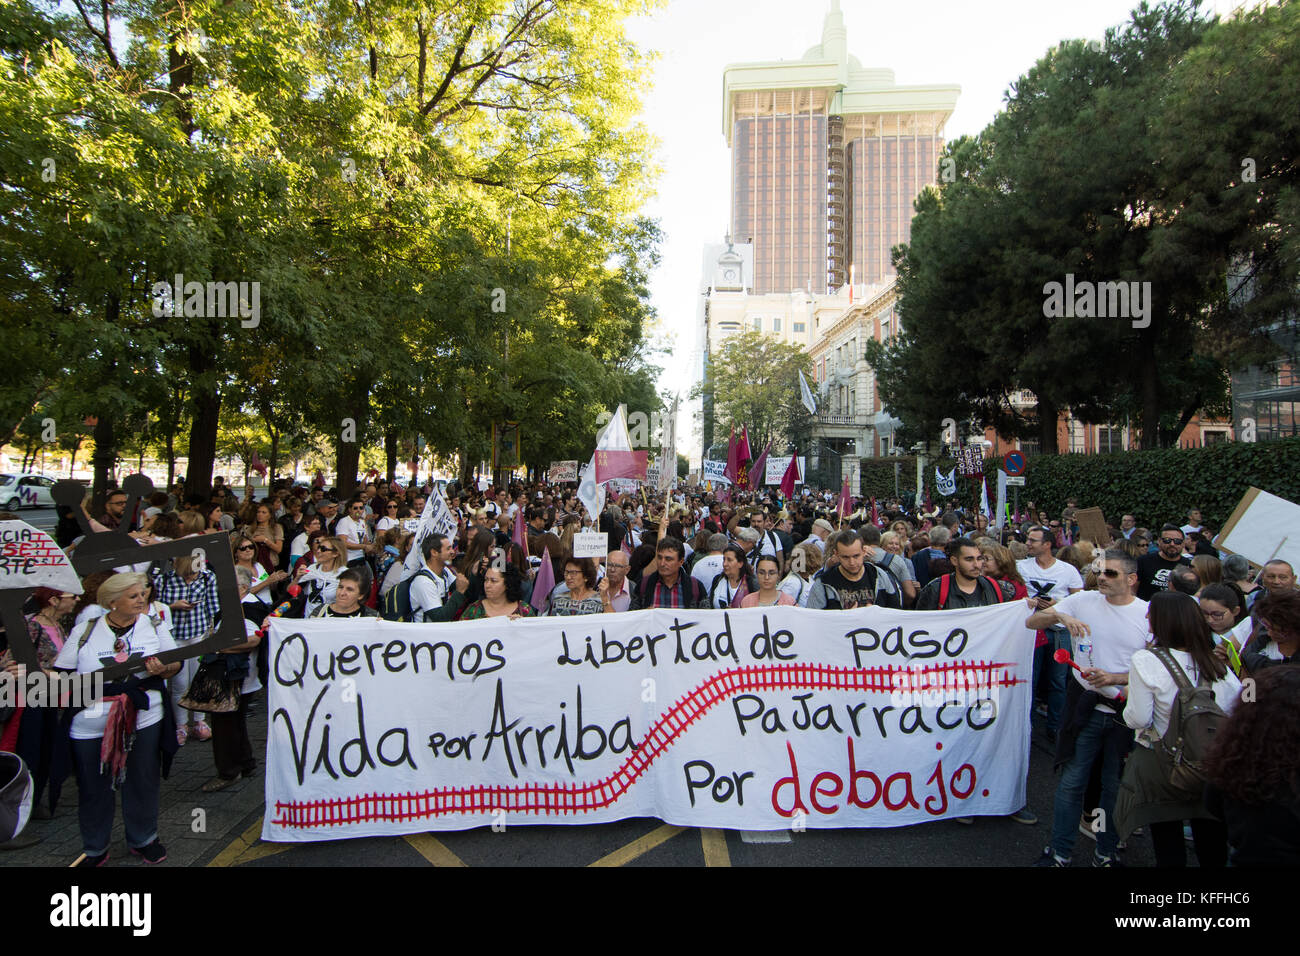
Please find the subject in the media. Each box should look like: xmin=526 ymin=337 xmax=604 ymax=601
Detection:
xmin=295 ymin=535 xmax=349 ymax=617
xmin=780 ymin=541 xmax=823 ymax=607
xmin=54 ymin=572 xmax=182 ymax=865
xmin=1191 ymin=554 xmax=1223 ymax=591
xmin=241 ymin=501 xmax=284 ymax=570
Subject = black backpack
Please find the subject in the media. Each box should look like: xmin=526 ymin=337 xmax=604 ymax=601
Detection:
xmin=381 ymin=568 xmax=435 ymax=622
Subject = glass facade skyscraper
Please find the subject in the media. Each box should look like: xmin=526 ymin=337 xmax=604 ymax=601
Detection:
xmin=723 ymin=3 xmax=959 ymax=294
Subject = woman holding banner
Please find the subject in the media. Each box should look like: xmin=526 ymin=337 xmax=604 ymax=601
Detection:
xmin=549 ymin=559 xmax=603 ymax=616
xmin=709 ymin=545 xmax=755 ymax=608
xmin=739 ymin=555 xmax=795 ymax=608
xmin=463 ymin=566 xmax=534 ymax=620
xmin=54 ymin=572 xmax=181 ymax=866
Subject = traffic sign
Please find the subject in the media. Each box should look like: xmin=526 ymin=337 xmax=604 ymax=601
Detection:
xmin=1005 ymin=476 xmax=1026 ymax=487
xmin=1004 ymin=451 xmax=1027 ymax=477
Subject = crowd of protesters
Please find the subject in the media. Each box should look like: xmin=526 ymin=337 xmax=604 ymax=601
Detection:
xmin=1 ymin=473 xmax=1297 ymax=868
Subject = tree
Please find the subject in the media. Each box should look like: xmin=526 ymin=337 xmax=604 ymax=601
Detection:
xmin=871 ymin=1 xmax=1258 ymax=452
xmin=694 ymin=331 xmax=813 ymax=455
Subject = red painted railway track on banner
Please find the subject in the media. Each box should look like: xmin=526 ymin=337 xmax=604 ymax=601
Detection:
xmin=273 ymin=659 xmax=1023 ymax=828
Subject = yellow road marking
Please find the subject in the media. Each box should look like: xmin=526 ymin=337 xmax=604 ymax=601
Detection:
xmin=589 ymin=824 xmax=686 ymax=867
xmin=701 ymin=828 xmax=731 ymax=867
xmin=207 ymin=814 xmax=295 ymax=867
xmin=404 ymin=833 xmax=468 ymax=867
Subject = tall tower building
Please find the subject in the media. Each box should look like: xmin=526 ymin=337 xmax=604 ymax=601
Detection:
xmin=722 ymin=2 xmax=960 ymax=294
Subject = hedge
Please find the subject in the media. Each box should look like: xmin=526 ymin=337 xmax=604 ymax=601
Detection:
xmin=855 ymin=437 xmax=1300 ymax=531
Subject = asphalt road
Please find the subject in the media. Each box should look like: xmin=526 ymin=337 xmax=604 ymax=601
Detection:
xmin=2 ymin=502 xmax=1175 ymax=868
xmin=7 ymin=503 xmax=57 ymax=532
xmin=3 ymin=700 xmax=1164 ymax=868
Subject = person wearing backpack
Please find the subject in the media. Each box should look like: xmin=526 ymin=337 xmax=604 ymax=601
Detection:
xmin=915 ymin=538 xmax=1035 ymax=828
xmin=386 ymin=534 xmax=469 ymax=623
xmin=915 ymin=537 xmax=1014 ymax=610
xmin=1116 ymin=592 xmax=1241 ymax=867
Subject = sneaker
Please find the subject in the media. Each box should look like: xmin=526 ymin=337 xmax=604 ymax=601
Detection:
xmin=1010 ymin=806 xmax=1038 ymax=825
xmin=1092 ymin=850 xmax=1122 ymax=867
xmin=74 ymin=851 xmax=109 ymax=867
xmin=190 ymin=720 xmax=212 ymax=742
xmin=954 ymin=816 xmax=974 ymax=825
xmin=176 ymin=726 xmax=188 ymax=747
xmin=1078 ymin=814 xmax=1098 ymax=841
xmin=1033 ymin=847 xmax=1068 ymax=867
xmin=130 ymin=840 xmax=167 ymax=864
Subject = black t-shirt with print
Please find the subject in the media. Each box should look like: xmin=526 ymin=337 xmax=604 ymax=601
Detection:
xmin=1136 ymin=552 xmax=1191 ymax=601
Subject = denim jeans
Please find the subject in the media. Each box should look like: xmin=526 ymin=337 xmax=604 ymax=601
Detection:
xmin=1050 ymin=710 xmax=1124 ymax=860
xmin=72 ymin=721 xmax=162 ymax=856
xmin=1034 ymin=626 xmax=1070 ymax=734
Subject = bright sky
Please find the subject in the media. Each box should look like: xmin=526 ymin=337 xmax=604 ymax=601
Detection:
xmin=626 ymin=0 xmax=1239 ymax=458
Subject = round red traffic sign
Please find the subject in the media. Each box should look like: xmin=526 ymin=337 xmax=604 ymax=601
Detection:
xmin=1004 ymin=451 xmax=1027 ymax=477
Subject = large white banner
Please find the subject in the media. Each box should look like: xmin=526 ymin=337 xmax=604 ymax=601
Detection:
xmin=0 ymin=521 xmax=82 ymax=593
xmin=263 ymin=602 xmax=1033 ymax=842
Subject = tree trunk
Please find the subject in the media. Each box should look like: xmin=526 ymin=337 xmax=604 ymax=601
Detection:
xmin=1139 ymin=329 xmax=1160 ymax=450
xmin=1037 ymin=395 xmax=1060 ymax=454
xmin=166 ymin=429 xmax=175 ymax=489
xmin=385 ymin=429 xmax=397 ymax=483
xmin=335 ymin=379 xmax=371 ymax=500
xmin=184 ymin=318 xmax=221 ymax=498
xmin=91 ymin=414 xmax=116 ymax=517
xmin=268 ymin=427 xmax=280 ymax=481
xmin=186 ymin=386 xmax=220 ymax=498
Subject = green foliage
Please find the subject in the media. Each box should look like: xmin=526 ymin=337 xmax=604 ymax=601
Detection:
xmin=695 ymin=330 xmax=813 ymax=455
xmin=0 ymin=0 xmax=664 ymax=492
xmin=980 ymin=439 xmax=1300 ymax=530
xmin=875 ymin=1 xmax=1296 ymax=453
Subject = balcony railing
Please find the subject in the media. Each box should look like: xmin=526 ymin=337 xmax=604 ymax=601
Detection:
xmin=816 ymin=413 xmax=867 ymax=426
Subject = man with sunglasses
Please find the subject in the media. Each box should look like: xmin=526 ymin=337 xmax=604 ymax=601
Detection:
xmin=1136 ymin=524 xmax=1192 ymax=600
xmin=1029 ymin=550 xmax=1147 ymax=867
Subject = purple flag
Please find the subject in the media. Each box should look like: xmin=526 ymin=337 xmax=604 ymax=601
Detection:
xmin=530 ymin=545 xmax=555 ymax=614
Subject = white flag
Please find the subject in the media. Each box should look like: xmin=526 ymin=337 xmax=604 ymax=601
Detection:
xmin=799 ymin=369 xmax=817 ymax=415
xmin=935 ymin=467 xmax=957 ymax=497
xmin=577 ymin=454 xmax=606 ymax=523
xmin=578 ymin=404 xmax=633 ymax=522
xmin=402 ymin=485 xmax=460 ymax=578
xmin=980 ymin=475 xmax=992 ymax=521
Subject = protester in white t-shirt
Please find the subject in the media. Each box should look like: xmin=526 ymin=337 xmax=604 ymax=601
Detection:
xmin=1028 ymin=549 xmax=1148 ymax=867
xmin=54 ymin=572 xmax=181 ymax=866
xmin=691 ymin=534 xmax=727 ymax=593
